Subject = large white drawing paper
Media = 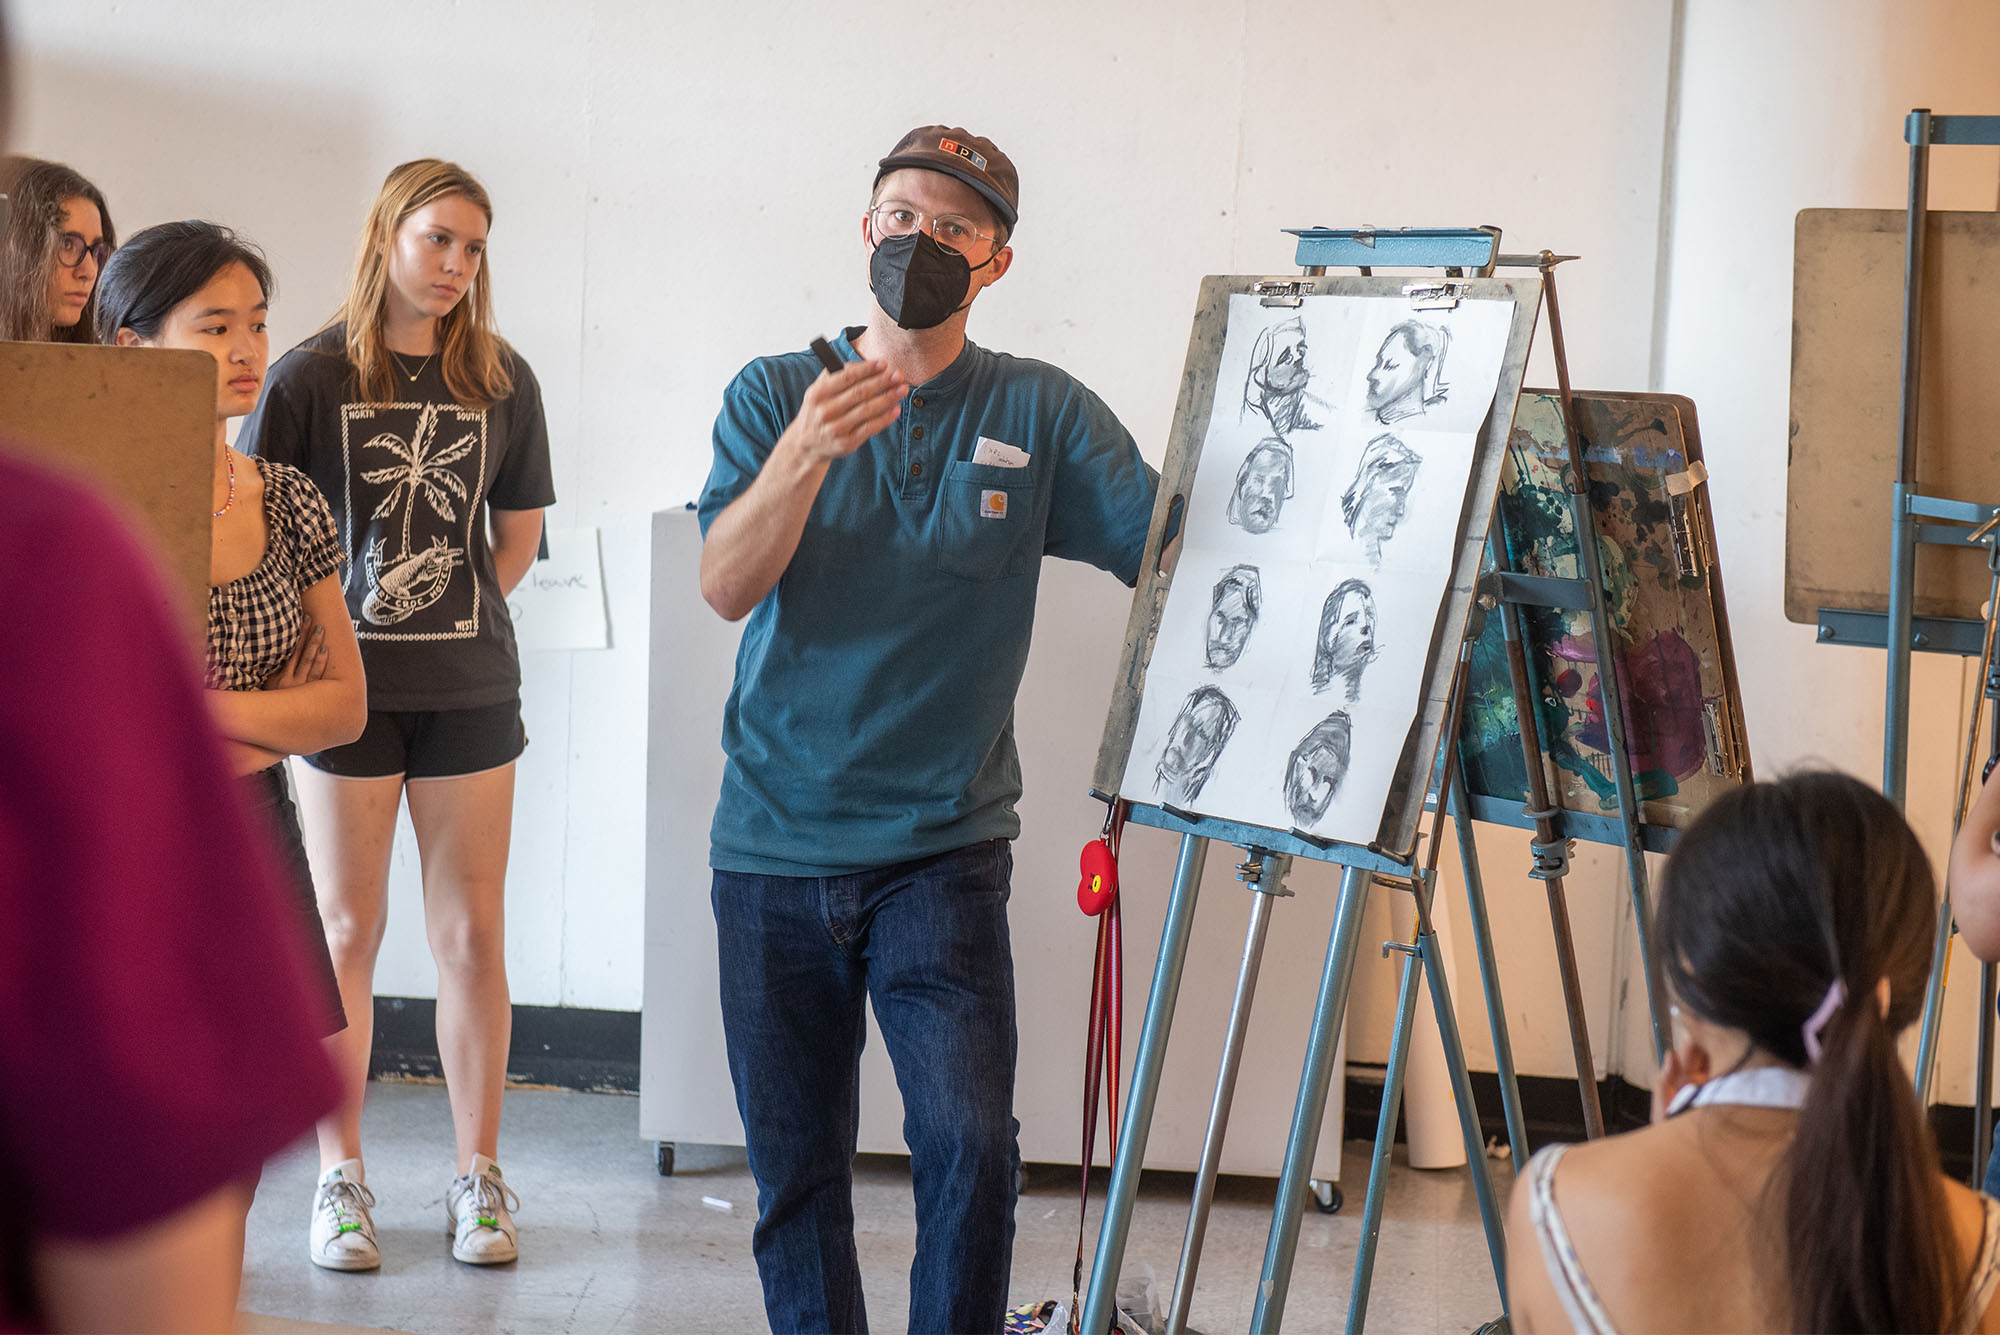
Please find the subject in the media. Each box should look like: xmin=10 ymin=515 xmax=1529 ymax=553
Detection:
xmin=1122 ymin=293 xmax=1515 ymax=844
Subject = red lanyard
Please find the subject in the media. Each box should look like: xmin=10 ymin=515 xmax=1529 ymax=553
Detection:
xmin=1071 ymin=800 xmax=1126 ymax=1317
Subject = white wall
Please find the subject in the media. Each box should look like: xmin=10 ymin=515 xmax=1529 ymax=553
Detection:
xmin=17 ymin=0 xmax=2000 ymax=1101
xmin=1659 ymin=0 xmax=2000 ymax=1103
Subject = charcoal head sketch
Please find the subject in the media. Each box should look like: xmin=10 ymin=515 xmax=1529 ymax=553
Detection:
xmin=1242 ymin=316 xmax=1325 ymax=437
xmin=1225 ymin=439 xmax=1294 ymax=535
xmin=1364 ymin=320 xmax=1450 ymax=424
xmin=1285 ymin=712 xmax=1353 ymax=826
xmin=1205 ymin=565 xmax=1261 ymax=670
xmin=1155 ymin=685 xmax=1240 ymax=805
xmin=1310 ymin=578 xmax=1378 ymax=702
xmin=1340 ymin=434 xmax=1423 ymax=566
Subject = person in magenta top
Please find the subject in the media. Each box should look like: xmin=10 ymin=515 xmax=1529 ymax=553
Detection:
xmin=0 ymin=447 xmax=342 ymax=1332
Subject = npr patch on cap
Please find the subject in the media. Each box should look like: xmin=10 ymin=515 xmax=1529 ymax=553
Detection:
xmin=876 ymin=125 xmax=1019 ymax=228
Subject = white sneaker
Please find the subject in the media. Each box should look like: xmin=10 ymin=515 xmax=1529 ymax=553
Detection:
xmin=308 ymin=1160 xmax=380 ymax=1272
xmin=445 ymin=1153 xmax=519 ymax=1265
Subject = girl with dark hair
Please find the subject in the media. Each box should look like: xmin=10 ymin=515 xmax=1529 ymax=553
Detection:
xmin=95 ymin=219 xmax=366 ymax=1292
xmin=98 ymin=221 xmax=365 ymax=1038
xmin=1507 ymin=771 xmax=2000 ymax=1333
xmin=239 ymin=159 xmax=553 ymax=1272
xmin=0 ymin=155 xmax=114 ymax=341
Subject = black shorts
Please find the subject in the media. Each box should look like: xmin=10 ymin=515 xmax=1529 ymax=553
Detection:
xmin=302 ymin=698 xmax=527 ymax=780
xmin=240 ymin=765 xmax=346 ymax=1038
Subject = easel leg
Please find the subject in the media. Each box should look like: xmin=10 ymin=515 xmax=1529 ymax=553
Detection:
xmin=1545 ymin=263 xmax=1670 ymax=1061
xmin=1495 ymin=584 xmax=1604 ymax=1136
xmin=1449 ymin=760 xmax=1530 ymax=1167
xmin=1978 ymin=962 xmax=1996 ymax=1189
xmin=1347 ymin=938 xmax=1424 ymax=1333
xmin=1166 ymin=855 xmax=1286 ymax=1335
xmin=1914 ymin=910 xmax=1954 ymax=1104
xmin=1248 ymin=864 xmax=1372 ymax=1335
xmin=1414 ymin=875 xmax=1509 ymax=1309
xmin=1884 ymin=481 xmax=1919 ymax=805
xmin=1081 ymin=834 xmax=1209 ymax=1335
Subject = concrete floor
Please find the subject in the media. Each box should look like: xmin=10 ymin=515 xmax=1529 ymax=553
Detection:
xmin=240 ymin=1081 xmax=1509 ymax=1334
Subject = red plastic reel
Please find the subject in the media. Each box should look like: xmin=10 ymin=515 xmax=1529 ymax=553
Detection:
xmin=1077 ymin=838 xmax=1119 ymax=916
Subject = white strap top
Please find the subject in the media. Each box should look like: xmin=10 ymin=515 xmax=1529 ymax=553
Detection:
xmin=1526 ymin=1067 xmax=2000 ymax=1334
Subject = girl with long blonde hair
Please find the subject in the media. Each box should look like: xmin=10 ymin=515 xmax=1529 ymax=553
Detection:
xmin=241 ymin=158 xmax=555 ymax=1273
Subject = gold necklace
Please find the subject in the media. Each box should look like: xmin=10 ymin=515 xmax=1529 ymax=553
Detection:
xmin=389 ymin=348 xmax=434 ymax=383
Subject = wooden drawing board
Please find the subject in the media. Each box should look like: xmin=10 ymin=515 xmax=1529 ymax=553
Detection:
xmin=1457 ymin=391 xmax=1752 ymax=838
xmin=1787 ymin=208 xmax=2000 ymax=622
xmin=0 ymin=342 xmax=214 ymax=641
xmin=1092 ymin=273 xmax=1544 ymax=862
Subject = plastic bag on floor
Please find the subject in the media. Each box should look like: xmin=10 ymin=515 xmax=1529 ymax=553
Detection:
xmin=1003 ymin=1299 xmax=1150 ymax=1335
xmin=1007 ymin=1263 xmax=1161 ymax=1335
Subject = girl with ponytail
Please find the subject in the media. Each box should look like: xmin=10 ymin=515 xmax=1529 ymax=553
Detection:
xmin=1506 ymin=771 xmax=2000 ymax=1333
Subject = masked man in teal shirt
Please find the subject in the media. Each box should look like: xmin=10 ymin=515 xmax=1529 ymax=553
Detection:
xmin=698 ymin=125 xmax=1158 ymax=1334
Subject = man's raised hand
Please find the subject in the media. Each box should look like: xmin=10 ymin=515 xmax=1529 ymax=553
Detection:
xmin=786 ymin=360 xmax=908 ymax=464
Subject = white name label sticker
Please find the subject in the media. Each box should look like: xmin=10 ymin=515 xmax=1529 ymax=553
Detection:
xmin=980 ymin=489 xmax=1009 ymax=520
xmin=972 ymin=437 xmax=1031 ymax=469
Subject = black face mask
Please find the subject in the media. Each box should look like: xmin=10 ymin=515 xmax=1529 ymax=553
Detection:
xmin=869 ymin=232 xmax=983 ymax=331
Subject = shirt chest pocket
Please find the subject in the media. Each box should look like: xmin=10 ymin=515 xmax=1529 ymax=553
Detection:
xmin=933 ymin=459 xmax=1039 ymax=581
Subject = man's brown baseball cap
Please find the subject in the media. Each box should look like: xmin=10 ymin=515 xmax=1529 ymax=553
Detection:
xmin=875 ymin=125 xmax=1018 ymax=229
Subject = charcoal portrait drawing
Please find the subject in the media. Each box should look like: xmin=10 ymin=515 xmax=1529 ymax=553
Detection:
xmin=1285 ymin=712 xmax=1353 ymax=826
xmin=1155 ymin=685 xmax=1240 ymax=804
xmin=1341 ymin=434 xmax=1423 ymax=566
xmin=1365 ymin=320 xmax=1450 ymax=425
xmin=1242 ymin=316 xmax=1326 ymax=438
xmin=1205 ymin=565 xmax=1262 ymax=669
xmin=1311 ymin=578 xmax=1378 ymax=702
xmin=1225 ymin=439 xmax=1295 ymax=535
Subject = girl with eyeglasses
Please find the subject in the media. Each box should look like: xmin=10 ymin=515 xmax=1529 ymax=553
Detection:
xmin=0 ymin=156 xmax=113 ymax=342
xmin=240 ymin=158 xmax=554 ymax=1274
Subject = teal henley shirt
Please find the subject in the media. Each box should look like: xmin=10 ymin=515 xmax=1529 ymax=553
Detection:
xmin=698 ymin=329 xmax=1159 ymax=877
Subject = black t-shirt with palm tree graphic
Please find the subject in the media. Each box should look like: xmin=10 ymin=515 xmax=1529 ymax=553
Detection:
xmin=241 ymin=323 xmax=556 ymax=711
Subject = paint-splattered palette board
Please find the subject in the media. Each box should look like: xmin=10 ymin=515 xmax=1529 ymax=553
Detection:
xmin=1092 ymin=273 xmax=1544 ymax=865
xmin=1456 ymin=392 xmax=1751 ymax=841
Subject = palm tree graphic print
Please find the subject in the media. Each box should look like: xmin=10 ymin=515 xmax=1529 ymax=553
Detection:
xmin=358 ymin=402 xmax=475 ymax=626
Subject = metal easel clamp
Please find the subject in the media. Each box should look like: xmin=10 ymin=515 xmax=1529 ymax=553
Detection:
xmin=1235 ymin=849 xmax=1294 ymax=898
xmin=1528 ymin=838 xmax=1573 ymax=881
xmin=1253 ymin=279 xmax=1315 ymax=308
xmin=1521 ymin=804 xmax=1573 ymax=880
xmin=1404 ymin=280 xmax=1471 ymax=310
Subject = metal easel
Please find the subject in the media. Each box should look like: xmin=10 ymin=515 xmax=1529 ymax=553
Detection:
xmin=1080 ymin=226 xmax=1670 ymax=1335
xmin=1837 ymin=111 xmax=2000 ymax=1147
xmin=1304 ymin=230 xmax=1678 ymax=1329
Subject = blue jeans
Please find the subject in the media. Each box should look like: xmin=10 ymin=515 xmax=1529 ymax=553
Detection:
xmin=712 ymin=841 xmax=1021 ymax=1335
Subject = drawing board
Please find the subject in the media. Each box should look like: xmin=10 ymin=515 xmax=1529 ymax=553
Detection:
xmin=0 ymin=341 xmax=214 ymax=643
xmin=1095 ymin=275 xmax=1543 ymax=860
xmin=1457 ymin=391 xmax=1751 ymax=838
xmin=1788 ymin=208 xmax=2000 ymax=622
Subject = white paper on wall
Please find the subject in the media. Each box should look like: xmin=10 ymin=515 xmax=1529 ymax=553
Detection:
xmin=1121 ymin=292 xmax=1515 ymax=844
xmin=508 ymin=526 xmax=611 ymax=651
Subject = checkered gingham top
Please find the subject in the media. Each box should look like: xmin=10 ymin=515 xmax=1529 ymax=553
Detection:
xmin=205 ymin=457 xmax=343 ymax=692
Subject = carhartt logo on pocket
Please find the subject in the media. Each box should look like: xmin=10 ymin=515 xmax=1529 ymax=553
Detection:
xmin=979 ymin=489 xmax=1008 ymax=520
